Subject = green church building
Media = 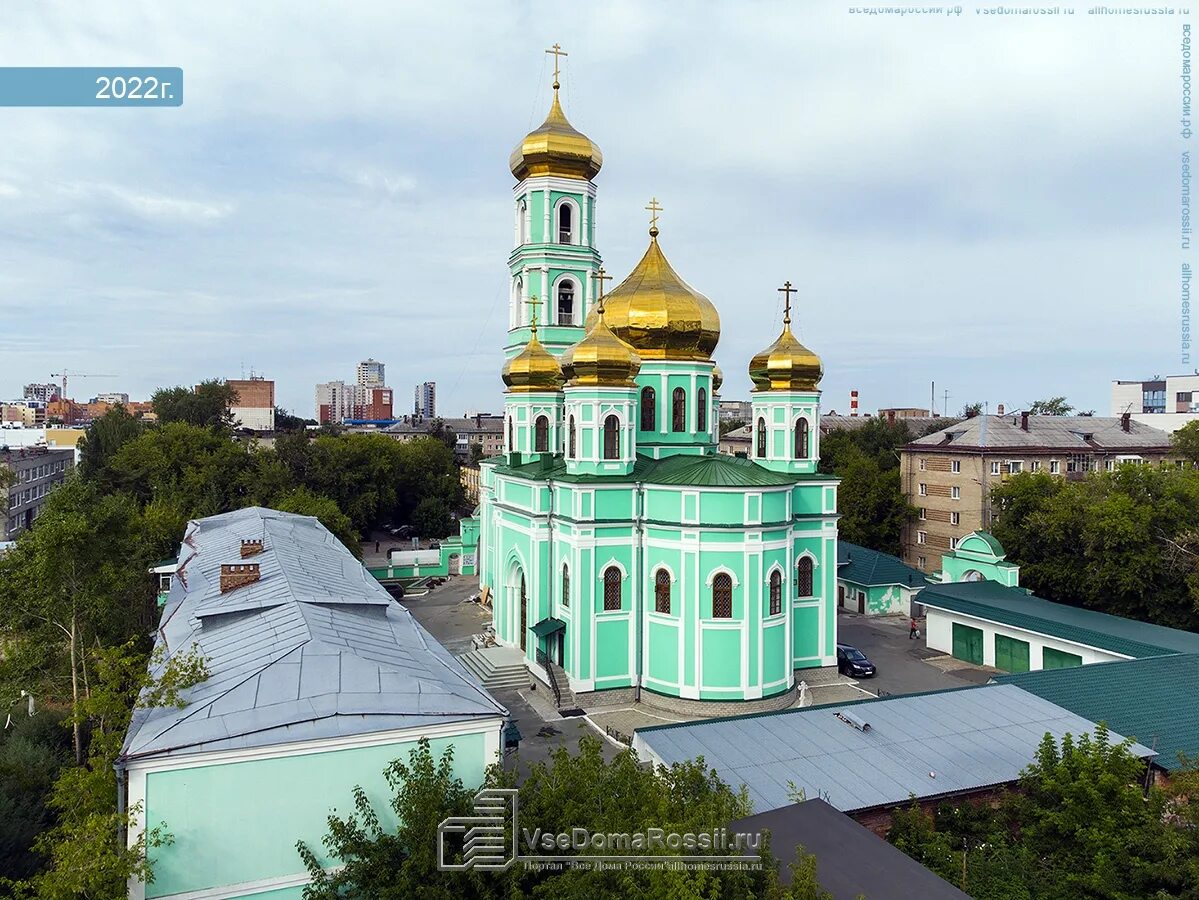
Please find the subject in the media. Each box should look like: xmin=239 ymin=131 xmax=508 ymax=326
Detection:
xmin=478 ymin=58 xmax=840 ymax=711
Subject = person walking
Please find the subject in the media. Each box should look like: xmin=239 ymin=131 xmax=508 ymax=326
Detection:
xmin=909 ymin=616 xmax=920 ymax=640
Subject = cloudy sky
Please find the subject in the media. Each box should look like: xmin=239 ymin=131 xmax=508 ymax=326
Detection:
xmin=0 ymin=2 xmax=1188 ymax=418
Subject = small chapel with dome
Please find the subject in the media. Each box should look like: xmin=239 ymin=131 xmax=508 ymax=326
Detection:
xmin=478 ymin=49 xmax=839 ymax=711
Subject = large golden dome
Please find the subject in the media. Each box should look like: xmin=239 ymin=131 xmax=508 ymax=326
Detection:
xmin=711 ymin=364 xmax=724 ymax=393
xmin=587 ymin=227 xmax=721 ymax=361
xmin=561 ymin=306 xmax=641 ymax=388
xmin=510 ymin=84 xmax=603 ymax=182
xmin=502 ymin=318 xmax=564 ymax=393
xmin=749 ymin=306 xmax=823 ymax=392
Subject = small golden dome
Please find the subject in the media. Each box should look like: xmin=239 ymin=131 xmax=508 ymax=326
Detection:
xmin=561 ymin=306 xmax=642 ymax=388
xmin=749 ymin=306 xmax=823 ymax=392
xmin=588 ymin=227 xmax=721 ymax=361
xmin=510 ymin=85 xmax=603 ymax=182
xmin=502 ymin=319 xmax=564 ymax=393
xmin=711 ymin=364 xmax=724 ymax=393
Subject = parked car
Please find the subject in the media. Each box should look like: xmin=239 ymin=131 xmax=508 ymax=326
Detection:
xmin=382 ymin=581 xmax=406 ymax=599
xmin=836 ymin=643 xmax=877 ymax=678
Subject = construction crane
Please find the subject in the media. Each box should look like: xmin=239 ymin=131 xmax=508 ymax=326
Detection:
xmin=48 ymin=371 xmax=117 ymax=401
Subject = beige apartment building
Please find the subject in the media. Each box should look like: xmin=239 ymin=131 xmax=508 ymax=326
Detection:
xmin=901 ymin=413 xmax=1174 ymax=574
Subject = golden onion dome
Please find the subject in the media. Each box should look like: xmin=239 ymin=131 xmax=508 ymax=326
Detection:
xmin=588 ymin=225 xmax=721 ymax=361
xmin=748 ymin=304 xmax=823 ymax=392
xmin=502 ymin=318 xmax=564 ymax=393
xmin=711 ymin=364 xmax=724 ymax=393
xmin=510 ymin=82 xmax=603 ymax=182
xmin=561 ymin=305 xmax=642 ymax=388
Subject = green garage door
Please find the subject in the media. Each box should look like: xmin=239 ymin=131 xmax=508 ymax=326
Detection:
xmin=1043 ymin=647 xmax=1083 ymax=669
xmin=951 ymin=623 xmax=984 ymax=665
xmin=994 ymin=634 xmax=1030 ymax=673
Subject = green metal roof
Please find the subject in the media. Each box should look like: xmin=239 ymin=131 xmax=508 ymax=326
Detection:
xmin=919 ymin=581 xmax=1199 ymax=659
xmin=492 ymin=452 xmax=824 ymax=488
xmin=836 ymin=541 xmax=932 ymax=588
xmin=956 ymin=531 xmax=1006 ymax=557
xmin=994 ymin=655 xmax=1199 ymax=771
xmin=530 ymin=617 xmax=566 ymax=638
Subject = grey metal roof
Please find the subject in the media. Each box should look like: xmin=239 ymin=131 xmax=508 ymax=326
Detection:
xmin=632 ymin=684 xmax=1153 ymax=815
xmin=908 ymin=415 xmax=1171 ymax=452
xmin=121 ymin=507 xmax=506 ymax=763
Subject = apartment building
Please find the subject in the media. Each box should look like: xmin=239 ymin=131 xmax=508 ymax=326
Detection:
xmin=225 ymin=377 xmax=275 ymax=432
xmin=315 ymin=381 xmax=394 ymax=424
xmin=356 ymin=358 xmax=385 ymax=387
xmin=382 ymin=415 xmax=504 ymax=460
xmin=1111 ymin=373 xmax=1199 ymax=433
xmin=413 ymin=381 xmax=437 ymax=418
xmin=1 ymin=446 xmax=74 ymax=539
xmin=901 ymin=413 xmax=1173 ymax=574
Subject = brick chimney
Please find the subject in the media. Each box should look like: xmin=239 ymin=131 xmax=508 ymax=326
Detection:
xmin=997 ymin=403 xmax=1005 ymax=416
xmin=1121 ymin=411 xmax=1131 ymax=432
xmin=240 ymin=539 xmax=264 ymax=558
xmin=220 ymin=563 xmax=260 ymax=593
xmin=1021 ymin=411 xmax=1029 ymax=431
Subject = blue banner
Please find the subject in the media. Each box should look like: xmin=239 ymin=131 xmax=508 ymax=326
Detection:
xmin=0 ymin=68 xmax=183 ymax=107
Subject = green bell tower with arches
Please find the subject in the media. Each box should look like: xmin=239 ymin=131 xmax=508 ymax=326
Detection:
xmin=506 ymin=44 xmax=603 ymax=361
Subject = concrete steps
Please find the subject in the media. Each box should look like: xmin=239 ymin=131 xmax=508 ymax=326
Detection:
xmin=459 ymin=647 xmax=529 ymax=692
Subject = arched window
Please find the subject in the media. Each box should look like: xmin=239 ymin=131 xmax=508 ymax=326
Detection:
xmin=756 ymin=418 xmax=767 ymax=457
xmin=603 ymin=566 xmax=622 ymax=611
xmin=562 ymin=563 xmax=570 ymax=608
xmin=640 ymin=386 xmax=656 ymax=431
xmin=519 ymin=571 xmax=528 ymax=650
xmin=603 ymin=415 xmax=619 ymax=460
xmin=654 ymin=569 xmax=671 ymax=614
xmin=712 ymin=573 xmax=733 ymax=618
xmin=672 ymin=387 xmax=686 ymax=432
xmin=794 ymin=418 xmax=809 ymax=459
xmin=518 ymin=199 xmax=528 ymax=244
xmin=568 ymin=415 xmax=576 ymax=458
xmin=557 ymin=279 xmax=575 ymax=325
xmin=507 ymin=417 xmax=514 ymax=451
xmin=769 ymin=570 xmax=782 ymax=616
xmin=558 ymin=202 xmax=573 ymax=243
xmin=534 ymin=415 xmax=549 ymax=453
xmin=796 ymin=557 xmax=814 ymax=598
xmin=697 ymin=387 xmax=708 ymax=432
xmin=512 ymin=276 xmax=523 ymax=328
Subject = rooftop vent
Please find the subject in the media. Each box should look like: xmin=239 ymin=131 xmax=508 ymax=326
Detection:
xmin=220 ymin=562 xmax=260 ymax=593
xmin=240 ymin=539 xmax=264 ymax=558
xmin=1021 ymin=411 xmax=1029 ymax=432
xmin=1121 ymin=411 xmax=1131 ymax=433
xmin=834 ymin=710 xmax=871 ymax=732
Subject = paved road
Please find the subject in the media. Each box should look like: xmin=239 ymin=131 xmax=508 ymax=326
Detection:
xmin=836 ymin=612 xmax=991 ymax=696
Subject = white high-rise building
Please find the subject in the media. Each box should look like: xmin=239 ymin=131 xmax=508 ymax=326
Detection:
xmin=357 ymin=359 xmax=385 ymax=387
xmin=413 ymin=381 xmax=436 ymax=418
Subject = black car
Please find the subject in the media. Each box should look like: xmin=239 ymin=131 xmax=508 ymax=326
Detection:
xmin=836 ymin=643 xmax=876 ymax=678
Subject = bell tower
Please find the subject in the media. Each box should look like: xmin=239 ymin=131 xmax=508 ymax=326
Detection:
xmin=507 ymin=44 xmax=603 ymax=360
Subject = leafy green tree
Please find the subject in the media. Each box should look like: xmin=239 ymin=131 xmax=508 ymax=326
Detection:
xmin=274 ymin=486 xmax=360 ymax=554
xmin=410 ymin=497 xmax=452 ymax=540
xmin=1026 ymin=397 xmax=1074 ymax=416
xmin=77 ymin=405 xmax=145 ymax=484
xmin=275 ymin=407 xmax=315 ymax=432
xmin=151 ymin=379 xmax=239 ymax=430
xmin=818 ymin=419 xmax=915 ymax=554
xmin=958 ymin=402 xmax=983 ymax=417
xmin=719 ymin=418 xmax=746 ymax=437
xmin=1172 ymin=419 xmax=1199 ymax=464
xmin=0 ymin=712 xmax=71 ymax=881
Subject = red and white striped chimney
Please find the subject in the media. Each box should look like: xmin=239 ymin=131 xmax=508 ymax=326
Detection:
xmin=850 ymin=390 xmax=859 ymax=417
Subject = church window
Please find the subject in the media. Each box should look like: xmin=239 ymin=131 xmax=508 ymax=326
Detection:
xmin=654 ymin=569 xmax=671 ymax=614
xmin=603 ymin=415 xmax=619 ymax=459
xmin=603 ymin=566 xmax=622 ymax=610
xmin=769 ymin=570 xmax=782 ymax=615
xmin=562 ymin=564 xmax=570 ymax=608
xmin=568 ymin=415 xmax=576 ymax=458
xmin=756 ymin=418 xmax=767 ymax=457
xmin=558 ymin=202 xmax=573 ymax=243
xmin=518 ymin=199 xmax=528 ymax=244
xmin=519 ymin=572 xmax=527 ymax=651
xmin=557 ymin=279 xmax=575 ymax=325
xmin=697 ymin=388 xmax=707 ymax=432
xmin=534 ymin=415 xmax=549 ymax=452
xmin=796 ymin=557 xmax=813 ymax=598
xmin=794 ymin=418 xmax=809 ymax=459
xmin=672 ymin=388 xmax=686 ymax=432
xmin=508 ymin=417 xmax=514 ymax=451
xmin=712 ymin=573 xmax=733 ymax=618
xmin=641 ymin=386 xmax=656 ymax=431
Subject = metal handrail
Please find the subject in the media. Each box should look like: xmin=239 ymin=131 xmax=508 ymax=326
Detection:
xmin=535 ymin=648 xmax=562 ymax=707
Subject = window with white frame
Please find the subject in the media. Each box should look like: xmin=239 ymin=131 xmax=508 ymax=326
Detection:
xmin=1007 ymin=461 xmax=1023 ymax=474
xmin=990 ymin=461 xmax=1001 ymax=476
xmin=1030 ymin=461 xmax=1041 ymax=473
xmin=917 ymin=531 xmax=927 ymax=544
xmin=951 ymin=486 xmax=960 ymax=500
xmin=951 ymin=511 xmax=960 ymax=525
xmin=918 ymin=507 xmax=927 ymax=520
xmin=950 ymin=536 xmax=959 ymax=550
xmin=951 ymin=459 xmax=961 ymax=473
xmin=919 ymin=458 xmax=926 ymax=471
xmin=918 ymin=483 xmax=927 ymax=496
xmin=918 ymin=555 xmax=926 ymax=568
xmin=1050 ymin=460 xmax=1060 ymax=474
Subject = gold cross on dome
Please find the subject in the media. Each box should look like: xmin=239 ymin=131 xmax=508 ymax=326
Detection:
xmin=645 ymin=197 xmax=663 ymax=230
xmin=546 ymin=43 xmax=568 ymax=87
xmin=778 ymin=280 xmax=796 ymax=324
xmin=593 ymin=267 xmax=613 ymax=313
xmin=525 ymin=294 xmax=541 ymax=330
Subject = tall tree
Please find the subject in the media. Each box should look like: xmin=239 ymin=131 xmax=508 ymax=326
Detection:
xmin=1172 ymin=419 xmax=1199 ymax=464
xmin=151 ymin=380 xmax=239 ymax=430
xmin=1026 ymin=397 xmax=1074 ymax=416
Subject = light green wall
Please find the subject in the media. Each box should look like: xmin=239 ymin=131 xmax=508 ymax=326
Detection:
xmin=144 ymin=730 xmax=489 ymax=898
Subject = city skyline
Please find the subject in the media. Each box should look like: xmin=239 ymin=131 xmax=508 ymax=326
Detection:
xmin=0 ymin=3 xmax=1185 ymax=416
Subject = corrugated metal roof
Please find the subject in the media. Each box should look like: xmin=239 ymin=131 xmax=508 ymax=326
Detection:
xmin=918 ymin=581 xmax=1199 ymax=658
xmin=837 ymin=541 xmax=932 ymax=588
xmin=121 ymin=507 xmax=506 ymax=763
xmin=632 ymin=684 xmax=1153 ymax=815
xmin=993 ymin=655 xmax=1199 ymax=772
xmin=908 ymin=415 xmax=1171 ymax=452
